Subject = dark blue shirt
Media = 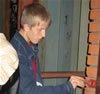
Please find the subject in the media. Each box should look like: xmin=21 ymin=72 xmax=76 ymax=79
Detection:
xmin=10 ymin=30 xmax=74 ymax=94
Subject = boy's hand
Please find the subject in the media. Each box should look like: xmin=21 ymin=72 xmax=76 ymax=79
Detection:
xmin=69 ymin=76 xmax=85 ymax=89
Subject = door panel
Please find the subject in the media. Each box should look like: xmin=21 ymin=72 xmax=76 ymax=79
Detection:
xmin=44 ymin=0 xmax=76 ymax=85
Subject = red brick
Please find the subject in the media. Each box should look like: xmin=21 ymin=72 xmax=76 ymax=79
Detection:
xmin=91 ymin=0 xmax=100 ymax=9
xmin=89 ymin=22 xmax=100 ymax=32
xmin=88 ymin=33 xmax=100 ymax=43
xmin=87 ymin=55 xmax=98 ymax=66
xmin=86 ymin=67 xmax=97 ymax=77
xmin=88 ymin=44 xmax=99 ymax=55
xmin=90 ymin=9 xmax=100 ymax=20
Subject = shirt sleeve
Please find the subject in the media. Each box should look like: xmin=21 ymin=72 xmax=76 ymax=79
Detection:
xmin=0 ymin=34 xmax=19 ymax=85
xmin=18 ymin=55 xmax=74 ymax=94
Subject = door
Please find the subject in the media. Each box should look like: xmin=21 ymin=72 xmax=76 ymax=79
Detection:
xmin=43 ymin=0 xmax=78 ymax=85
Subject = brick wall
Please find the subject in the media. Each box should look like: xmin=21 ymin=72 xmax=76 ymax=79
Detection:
xmin=84 ymin=0 xmax=100 ymax=94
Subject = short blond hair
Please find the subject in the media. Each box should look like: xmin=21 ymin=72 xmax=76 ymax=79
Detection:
xmin=21 ymin=2 xmax=51 ymax=28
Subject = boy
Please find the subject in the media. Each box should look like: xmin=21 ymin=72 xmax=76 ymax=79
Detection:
xmin=10 ymin=2 xmax=85 ymax=94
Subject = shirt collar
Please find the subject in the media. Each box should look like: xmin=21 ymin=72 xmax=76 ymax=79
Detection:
xmin=14 ymin=30 xmax=38 ymax=57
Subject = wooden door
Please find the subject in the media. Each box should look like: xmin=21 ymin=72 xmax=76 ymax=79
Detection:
xmin=5 ymin=0 xmax=10 ymax=40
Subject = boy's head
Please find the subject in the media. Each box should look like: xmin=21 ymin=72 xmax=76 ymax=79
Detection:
xmin=21 ymin=2 xmax=51 ymax=29
xmin=20 ymin=3 xmax=51 ymax=44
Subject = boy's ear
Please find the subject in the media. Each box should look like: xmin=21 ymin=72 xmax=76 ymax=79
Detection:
xmin=23 ymin=24 xmax=30 ymax=31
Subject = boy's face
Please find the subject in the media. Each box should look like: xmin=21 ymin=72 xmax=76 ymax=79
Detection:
xmin=27 ymin=21 xmax=48 ymax=44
